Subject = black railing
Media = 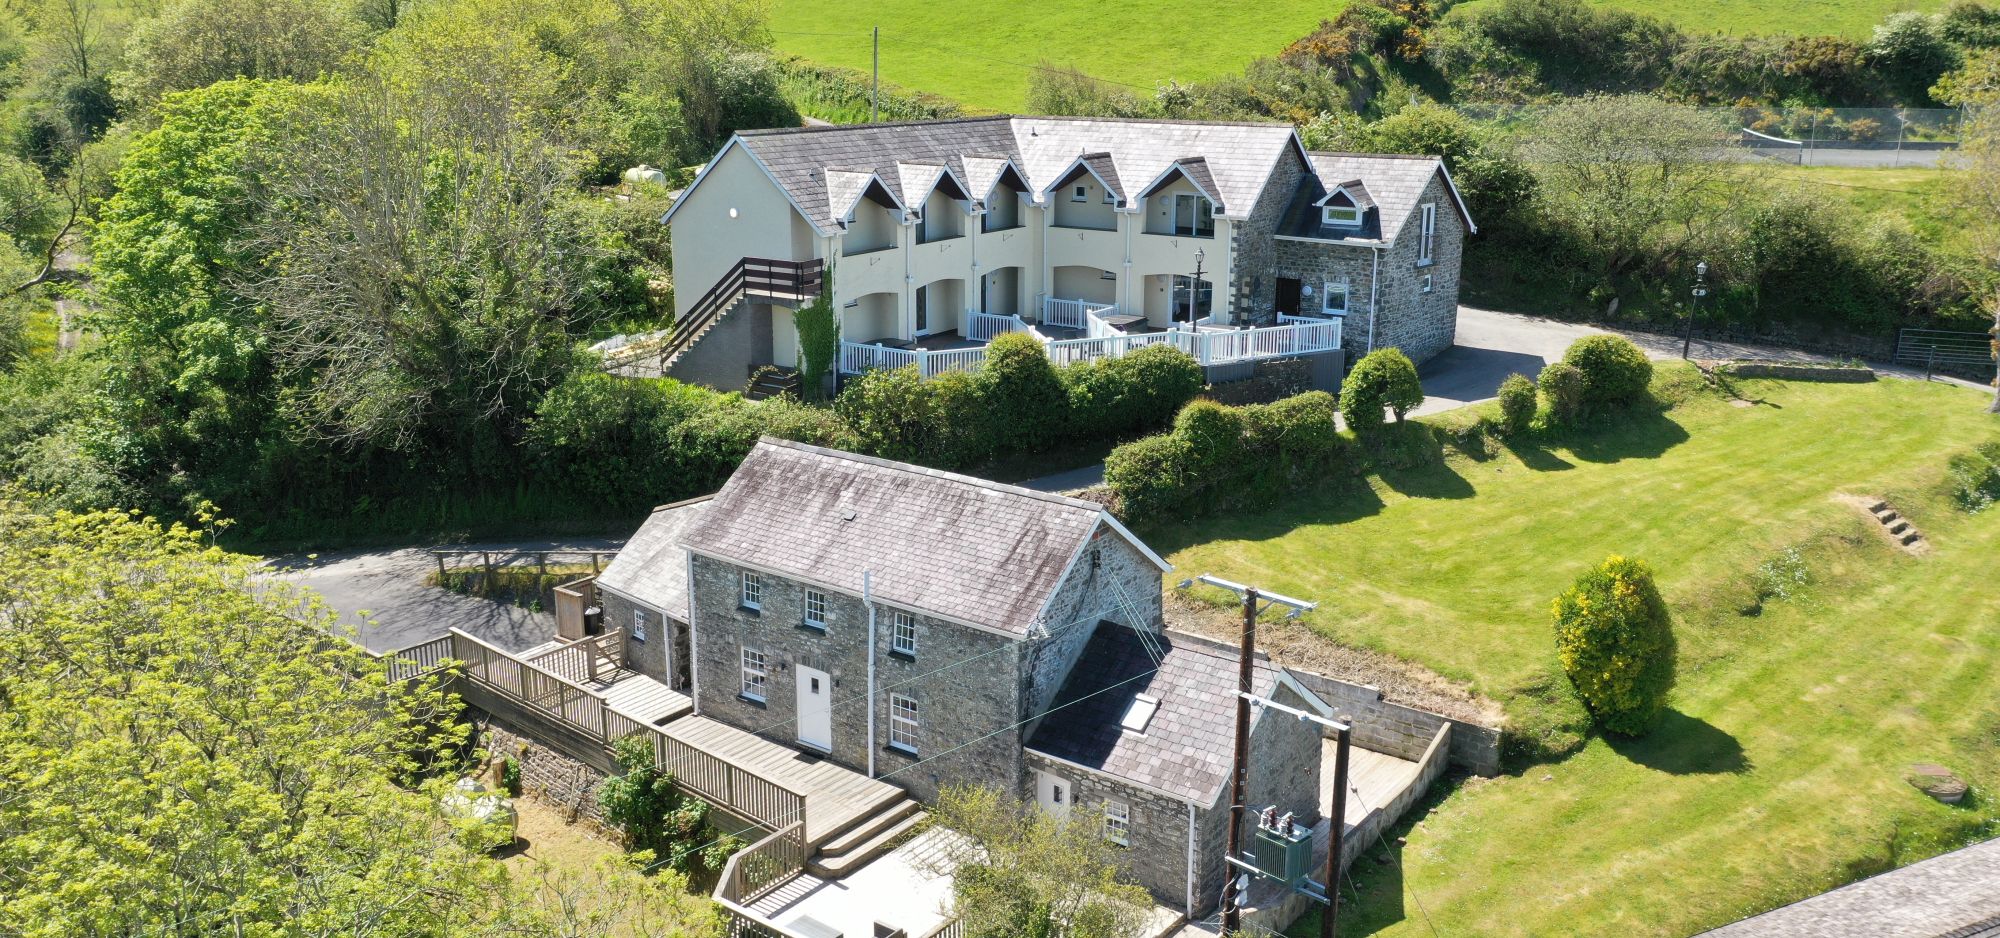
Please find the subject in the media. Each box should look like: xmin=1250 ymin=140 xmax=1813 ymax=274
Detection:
xmin=659 ymin=257 xmax=825 ymax=370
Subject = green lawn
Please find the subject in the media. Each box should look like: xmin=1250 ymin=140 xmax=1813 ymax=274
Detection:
xmin=1148 ymin=371 xmax=2000 ymax=935
xmin=766 ymin=0 xmax=1344 ymax=113
xmin=1758 ymin=164 xmax=1973 ymax=253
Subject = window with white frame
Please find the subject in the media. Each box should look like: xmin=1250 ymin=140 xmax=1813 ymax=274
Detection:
xmin=891 ymin=611 xmax=917 ymax=656
xmin=804 ymin=589 xmax=828 ymax=630
xmin=1321 ymin=282 xmax=1349 ymax=315
xmin=1418 ymin=202 xmax=1436 ymax=265
xmin=632 ymin=608 xmax=649 ymax=642
xmin=740 ymin=647 xmax=767 ymax=701
xmin=1422 ymin=272 xmax=1435 ymax=293
xmin=1321 ymin=205 xmax=1361 ymax=227
xmin=1104 ymin=800 xmax=1131 ymax=846
xmin=740 ymin=571 xmax=762 ymax=610
xmin=1103 ymin=186 xmax=1116 ymax=205
xmin=1071 ymin=184 xmax=1088 ymax=203
xmin=889 ymin=694 xmax=919 ymax=753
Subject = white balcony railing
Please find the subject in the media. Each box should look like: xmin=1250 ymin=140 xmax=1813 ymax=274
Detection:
xmin=1041 ymin=296 xmax=1114 ymax=330
xmin=966 ymin=311 xmax=1043 ymax=343
xmin=839 ymin=342 xmax=989 ymax=378
xmin=839 ymin=318 xmax=1340 ymax=379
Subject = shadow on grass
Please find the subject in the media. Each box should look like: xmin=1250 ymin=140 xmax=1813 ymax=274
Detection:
xmin=1608 ymin=709 xmax=1751 ymax=776
xmin=1563 ymin=405 xmax=1693 ymax=464
xmin=1284 ymin=772 xmax=1470 ymax=937
xmin=1503 ymin=439 xmax=1575 ymax=472
xmin=1376 ymin=460 xmax=1477 ymax=500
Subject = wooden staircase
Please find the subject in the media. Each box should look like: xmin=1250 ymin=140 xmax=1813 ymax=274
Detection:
xmin=658 ymin=257 xmax=823 ymax=376
xmin=807 ymin=796 xmax=928 ymax=877
xmin=746 ymin=366 xmax=802 ymax=400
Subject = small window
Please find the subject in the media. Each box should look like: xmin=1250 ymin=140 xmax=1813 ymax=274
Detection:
xmin=1419 ymin=202 xmax=1436 ymax=265
xmin=1121 ymin=694 xmax=1160 ymax=733
xmin=889 ymin=694 xmax=919 ymax=754
xmin=1322 ymin=205 xmax=1361 ymax=228
xmin=804 ymin=589 xmax=828 ymax=630
xmin=740 ymin=572 xmax=762 ymax=611
xmin=891 ymin=611 xmax=917 ymax=656
xmin=632 ymin=608 xmax=649 ymax=642
xmin=1103 ymin=187 xmax=1116 ymax=205
xmin=741 ymin=647 xmax=767 ymax=701
xmin=1104 ymin=800 xmax=1131 ymax=846
xmin=1072 ymin=184 xmax=1088 ymax=203
xmin=1322 ymin=282 xmax=1349 ymax=316
xmin=1422 ymin=272 xmax=1435 ymax=294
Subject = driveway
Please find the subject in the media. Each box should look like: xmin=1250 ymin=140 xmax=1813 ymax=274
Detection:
xmin=267 ymin=537 xmax=624 ymax=655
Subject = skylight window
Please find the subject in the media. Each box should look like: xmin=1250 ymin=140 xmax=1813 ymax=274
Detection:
xmin=1121 ymin=694 xmax=1160 ymax=733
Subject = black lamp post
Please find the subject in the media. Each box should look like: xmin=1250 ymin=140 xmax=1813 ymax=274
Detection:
xmin=1684 ymin=260 xmax=1708 ymax=360
xmin=1188 ymin=247 xmax=1206 ymax=329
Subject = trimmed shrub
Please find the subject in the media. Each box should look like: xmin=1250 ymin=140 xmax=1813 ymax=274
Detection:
xmin=1552 ymin=555 xmax=1677 ymax=736
xmin=524 ymin=372 xmax=712 ymax=509
xmin=984 ymin=332 xmax=1070 ymax=453
xmin=1498 ymin=373 xmax=1538 ymax=434
xmin=1173 ymin=399 xmax=1249 ymax=469
xmin=1561 ymin=335 xmax=1653 ymax=409
xmin=1103 ymin=434 xmax=1194 ymax=520
xmin=1341 ymin=348 xmax=1424 ymax=432
xmin=1245 ymin=391 xmax=1345 ymax=466
xmin=1066 ymin=344 xmax=1207 ymax=438
xmin=1537 ymin=360 xmax=1588 ymax=427
xmin=835 ymin=365 xmax=937 ymax=465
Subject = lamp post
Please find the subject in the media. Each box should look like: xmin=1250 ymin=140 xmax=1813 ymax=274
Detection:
xmin=1188 ymin=247 xmax=1206 ymax=330
xmin=1684 ymin=260 xmax=1707 ymax=360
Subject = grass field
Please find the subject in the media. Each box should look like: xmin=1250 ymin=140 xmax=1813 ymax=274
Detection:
xmin=1147 ymin=371 xmax=2000 ymax=935
xmin=1760 ymin=164 xmax=1972 ymax=252
xmin=766 ymin=0 xmax=1344 ymax=113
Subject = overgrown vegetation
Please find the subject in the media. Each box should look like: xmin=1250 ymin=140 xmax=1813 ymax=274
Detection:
xmin=924 ymin=786 xmax=1152 ymax=938
xmin=599 ymin=736 xmax=741 ymax=877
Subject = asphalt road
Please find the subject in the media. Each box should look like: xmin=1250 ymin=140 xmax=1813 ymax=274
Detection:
xmin=268 ymin=538 xmax=624 ymax=654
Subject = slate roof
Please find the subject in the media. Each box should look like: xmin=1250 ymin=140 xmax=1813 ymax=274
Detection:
xmin=1700 ymin=835 xmax=2000 ymax=937
xmin=1278 ymin=153 xmax=1473 ymax=243
xmin=722 ymin=116 xmax=1306 ymax=234
xmin=678 ymin=439 xmax=1157 ymax=635
xmin=595 ymin=497 xmax=713 ymax=620
xmin=1026 ymin=624 xmax=1284 ymax=804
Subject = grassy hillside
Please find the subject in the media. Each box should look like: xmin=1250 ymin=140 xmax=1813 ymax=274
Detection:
xmin=766 ymin=0 xmax=1345 ymax=113
xmin=1148 ymin=371 xmax=2000 ymax=935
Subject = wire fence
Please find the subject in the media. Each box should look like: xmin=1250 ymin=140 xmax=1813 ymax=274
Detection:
xmin=1459 ymin=104 xmax=1974 ymax=167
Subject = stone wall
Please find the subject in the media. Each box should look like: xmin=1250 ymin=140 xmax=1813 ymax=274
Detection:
xmin=1272 ymin=238 xmax=1375 ymax=362
xmin=598 ymin=589 xmax=677 ymax=688
xmin=1291 ymin=669 xmax=1500 ymax=777
xmin=1716 ymin=361 xmax=1877 ymax=382
xmin=1020 ymin=524 xmax=1164 ymax=725
xmin=1371 ymin=173 xmax=1464 ymax=365
xmin=477 ymin=710 xmax=613 ymax=828
xmin=1231 ymin=147 xmax=1309 ymax=325
xmin=1023 ymin=751 xmax=1204 ymax=914
xmin=1204 ymin=357 xmax=1315 ymax=405
xmin=687 ymin=552 xmax=1024 ymax=806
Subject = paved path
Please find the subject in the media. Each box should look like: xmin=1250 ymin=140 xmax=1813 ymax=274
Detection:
xmin=267 ymin=537 xmax=624 ymax=655
xmin=1021 ymin=307 xmax=1989 ymax=493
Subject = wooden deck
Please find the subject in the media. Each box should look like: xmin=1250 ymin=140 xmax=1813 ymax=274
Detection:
xmin=1330 ymin=746 xmax=1424 ymax=825
xmin=662 ymin=716 xmax=907 ymax=844
xmin=596 ymin=671 xmax=693 ymax=725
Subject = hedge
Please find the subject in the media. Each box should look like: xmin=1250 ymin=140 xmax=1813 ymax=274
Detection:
xmin=1105 ymin=391 xmax=1351 ymax=519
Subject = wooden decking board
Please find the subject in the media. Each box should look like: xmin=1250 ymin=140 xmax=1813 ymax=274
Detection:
xmin=662 ymin=716 xmax=905 ymax=843
xmin=1325 ymin=746 xmax=1423 ymax=826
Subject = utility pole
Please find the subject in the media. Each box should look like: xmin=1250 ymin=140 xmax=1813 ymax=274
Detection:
xmin=870 ymin=26 xmax=880 ymax=124
xmin=1321 ymin=724 xmax=1352 ymax=938
xmin=1221 ymin=585 xmax=1257 ymax=936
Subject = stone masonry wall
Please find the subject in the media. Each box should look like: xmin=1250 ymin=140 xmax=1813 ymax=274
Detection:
xmin=1231 ymin=147 xmax=1309 ymax=325
xmin=1272 ymin=238 xmax=1377 ymax=361
xmin=598 ymin=589 xmax=674 ymax=688
xmin=1372 ymin=173 xmax=1465 ymax=365
xmin=1020 ymin=524 xmax=1164 ymax=726
xmin=1023 ymin=750 xmax=1203 ymax=914
xmin=1291 ymin=669 xmax=1500 ymax=777
xmin=1243 ymin=681 xmax=1327 ymax=826
xmin=477 ymin=710 xmax=612 ymax=828
xmin=687 ymin=552 xmax=1023 ymax=807
xmin=1204 ymin=357 xmax=1313 ymax=405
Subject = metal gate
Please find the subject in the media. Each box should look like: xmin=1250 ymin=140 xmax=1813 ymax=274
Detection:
xmin=1896 ymin=328 xmax=1995 ymax=377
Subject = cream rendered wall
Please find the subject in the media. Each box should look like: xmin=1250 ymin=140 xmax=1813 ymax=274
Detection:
xmin=667 ymin=144 xmax=815 ymax=319
xmin=1051 ymin=178 xmax=1117 ymax=230
xmin=842 ymin=291 xmax=899 ymax=343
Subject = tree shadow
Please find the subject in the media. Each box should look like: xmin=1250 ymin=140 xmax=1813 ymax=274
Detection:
xmin=492 ymin=836 xmax=532 ymax=860
xmin=1375 ymin=460 xmax=1477 ymax=500
xmin=1563 ymin=406 xmax=1693 ymax=464
xmin=1502 ymin=439 xmax=1575 ymax=472
xmin=1607 ymin=709 xmax=1751 ymax=776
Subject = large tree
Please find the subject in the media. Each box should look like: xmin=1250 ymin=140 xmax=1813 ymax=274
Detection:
xmin=112 ymin=0 xmax=367 ymax=113
xmin=1939 ymin=52 xmax=2000 ymax=413
xmin=924 ymin=786 xmax=1151 ymax=938
xmin=1520 ymin=94 xmax=1731 ymax=282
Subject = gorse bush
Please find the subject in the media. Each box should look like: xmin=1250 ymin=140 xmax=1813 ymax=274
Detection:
xmin=1106 ymin=391 xmax=1351 ymax=519
xmin=1561 ymin=335 xmax=1654 ymax=410
xmin=1552 ymin=554 xmax=1677 ymax=736
xmin=1947 ymin=442 xmax=2000 ymax=512
xmin=1498 ymin=373 xmax=1538 ymax=434
xmin=1340 ymin=348 xmax=1425 ymax=433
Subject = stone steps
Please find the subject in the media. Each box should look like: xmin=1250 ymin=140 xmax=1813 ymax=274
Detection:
xmin=1866 ymin=499 xmax=1926 ymax=552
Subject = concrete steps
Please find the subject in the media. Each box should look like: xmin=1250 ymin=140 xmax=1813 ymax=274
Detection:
xmin=746 ymin=366 xmax=802 ymax=401
xmin=807 ymin=797 xmax=926 ymax=878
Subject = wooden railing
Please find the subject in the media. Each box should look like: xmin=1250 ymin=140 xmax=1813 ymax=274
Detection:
xmin=523 ymin=629 xmax=624 ymax=685
xmin=659 ymin=257 xmax=824 ymax=371
xmin=382 ymin=634 xmax=455 ymax=682
xmin=654 ymin=732 xmax=807 ymax=830
xmin=717 ymin=821 xmax=808 ymax=906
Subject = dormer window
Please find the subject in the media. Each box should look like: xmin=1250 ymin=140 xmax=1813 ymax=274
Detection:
xmin=1322 ymin=205 xmax=1361 ymax=228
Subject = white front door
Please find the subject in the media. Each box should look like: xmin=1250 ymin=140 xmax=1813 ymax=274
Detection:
xmin=1034 ymin=769 xmax=1072 ymax=822
xmin=796 ymin=665 xmax=833 ymax=751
